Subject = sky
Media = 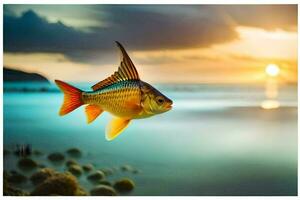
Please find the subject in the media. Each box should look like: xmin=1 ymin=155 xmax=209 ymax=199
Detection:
xmin=3 ymin=5 xmax=298 ymax=84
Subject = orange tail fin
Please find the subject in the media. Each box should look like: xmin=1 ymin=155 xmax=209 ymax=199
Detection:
xmin=55 ymin=80 xmax=84 ymax=116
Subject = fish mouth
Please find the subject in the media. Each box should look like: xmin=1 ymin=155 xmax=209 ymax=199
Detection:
xmin=165 ymin=103 xmax=173 ymax=110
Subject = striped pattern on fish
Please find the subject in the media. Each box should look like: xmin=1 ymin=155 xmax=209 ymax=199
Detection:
xmin=82 ymin=80 xmax=142 ymax=118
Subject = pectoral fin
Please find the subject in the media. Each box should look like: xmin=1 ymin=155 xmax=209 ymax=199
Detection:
xmin=125 ymin=100 xmax=142 ymax=114
xmin=85 ymin=105 xmax=103 ymax=124
xmin=106 ymin=118 xmax=131 ymax=141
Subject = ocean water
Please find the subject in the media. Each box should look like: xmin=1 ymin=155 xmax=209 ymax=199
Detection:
xmin=3 ymin=82 xmax=298 ymax=195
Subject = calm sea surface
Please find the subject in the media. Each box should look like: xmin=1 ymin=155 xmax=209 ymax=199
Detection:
xmin=3 ymin=82 xmax=298 ymax=195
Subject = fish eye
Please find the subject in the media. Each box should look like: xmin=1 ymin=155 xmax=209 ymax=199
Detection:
xmin=156 ymin=97 xmax=165 ymax=104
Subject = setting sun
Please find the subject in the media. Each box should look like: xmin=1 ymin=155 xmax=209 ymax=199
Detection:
xmin=266 ymin=64 xmax=280 ymax=77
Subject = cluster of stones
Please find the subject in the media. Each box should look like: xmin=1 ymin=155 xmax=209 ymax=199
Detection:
xmin=4 ymin=147 xmax=137 ymax=196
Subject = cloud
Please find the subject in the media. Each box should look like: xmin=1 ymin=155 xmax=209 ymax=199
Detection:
xmin=3 ymin=6 xmax=237 ymax=50
xmin=4 ymin=5 xmax=297 ymax=65
xmin=4 ymin=10 xmax=92 ymax=52
xmin=219 ymin=5 xmax=297 ymax=31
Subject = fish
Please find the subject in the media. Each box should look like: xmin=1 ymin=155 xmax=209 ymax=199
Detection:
xmin=55 ymin=41 xmax=173 ymax=141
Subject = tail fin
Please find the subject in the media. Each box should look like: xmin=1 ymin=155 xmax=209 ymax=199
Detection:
xmin=55 ymin=80 xmax=84 ymax=116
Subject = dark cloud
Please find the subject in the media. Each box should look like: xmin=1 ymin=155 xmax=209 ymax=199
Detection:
xmin=4 ymin=6 xmax=237 ymax=50
xmin=4 ymin=10 xmax=88 ymax=52
xmin=94 ymin=5 xmax=237 ymax=49
xmin=4 ymin=5 xmax=297 ymax=65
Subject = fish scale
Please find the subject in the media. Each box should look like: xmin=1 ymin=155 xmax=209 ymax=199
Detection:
xmin=82 ymin=80 xmax=142 ymax=118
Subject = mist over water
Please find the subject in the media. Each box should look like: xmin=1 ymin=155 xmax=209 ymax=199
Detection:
xmin=3 ymin=83 xmax=297 ymax=195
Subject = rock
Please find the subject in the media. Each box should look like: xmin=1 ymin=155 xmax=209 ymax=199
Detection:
xmin=101 ymin=168 xmax=113 ymax=176
xmin=66 ymin=148 xmax=81 ymax=157
xmin=33 ymin=149 xmax=43 ymax=156
xmin=113 ymin=178 xmax=135 ymax=193
xmin=82 ymin=164 xmax=93 ymax=172
xmin=30 ymin=168 xmax=56 ymax=185
xmin=132 ymin=169 xmax=140 ymax=174
xmin=87 ymin=170 xmax=105 ymax=183
xmin=3 ymin=184 xmax=29 ymax=196
xmin=99 ymin=180 xmax=112 ymax=186
xmin=4 ymin=171 xmax=28 ymax=196
xmin=17 ymin=158 xmax=38 ymax=170
xmin=90 ymin=185 xmax=117 ymax=196
xmin=7 ymin=171 xmax=27 ymax=184
xmin=66 ymin=159 xmax=78 ymax=167
xmin=4 ymin=173 xmax=29 ymax=196
xmin=31 ymin=172 xmax=86 ymax=196
xmin=120 ymin=164 xmax=133 ymax=172
xmin=68 ymin=165 xmax=83 ymax=176
xmin=47 ymin=152 xmax=65 ymax=162
xmin=76 ymin=187 xmax=88 ymax=196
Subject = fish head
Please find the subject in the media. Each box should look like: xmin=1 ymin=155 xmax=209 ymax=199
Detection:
xmin=140 ymin=81 xmax=173 ymax=115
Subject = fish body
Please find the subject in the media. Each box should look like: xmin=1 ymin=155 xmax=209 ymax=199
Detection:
xmin=55 ymin=42 xmax=172 ymax=141
xmin=82 ymin=80 xmax=142 ymax=119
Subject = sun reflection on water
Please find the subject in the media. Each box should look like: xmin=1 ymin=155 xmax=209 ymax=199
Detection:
xmin=261 ymin=64 xmax=280 ymax=110
xmin=261 ymin=100 xmax=280 ymax=109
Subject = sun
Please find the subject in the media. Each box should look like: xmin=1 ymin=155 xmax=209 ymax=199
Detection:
xmin=265 ymin=64 xmax=280 ymax=77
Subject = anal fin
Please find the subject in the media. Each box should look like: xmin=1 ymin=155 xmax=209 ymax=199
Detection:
xmin=85 ymin=105 xmax=103 ymax=124
xmin=106 ymin=118 xmax=131 ymax=141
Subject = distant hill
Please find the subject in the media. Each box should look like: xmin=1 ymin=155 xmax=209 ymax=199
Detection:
xmin=4 ymin=67 xmax=49 ymax=83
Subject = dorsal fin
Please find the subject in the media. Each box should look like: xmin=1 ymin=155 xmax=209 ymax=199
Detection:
xmin=91 ymin=41 xmax=140 ymax=91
